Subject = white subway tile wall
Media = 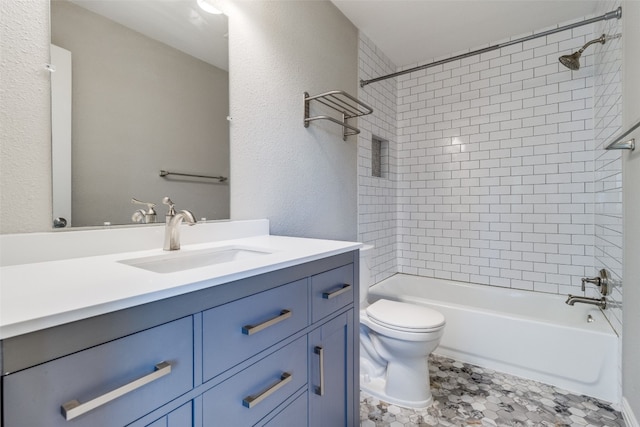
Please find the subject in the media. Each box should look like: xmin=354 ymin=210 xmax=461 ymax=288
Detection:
xmin=358 ymin=9 xmax=623 ymax=305
xmin=357 ymin=34 xmax=399 ymax=284
xmin=393 ymin=22 xmax=602 ymax=294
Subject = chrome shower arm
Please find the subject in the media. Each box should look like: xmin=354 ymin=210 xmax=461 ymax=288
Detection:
xmin=577 ymin=34 xmax=606 ymax=54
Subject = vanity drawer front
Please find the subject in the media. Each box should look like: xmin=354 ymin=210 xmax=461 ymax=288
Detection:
xmin=202 ymin=278 xmax=308 ymax=382
xmin=144 ymin=401 xmax=193 ymax=427
xmin=311 ymin=264 xmax=354 ymax=322
xmin=202 ymin=336 xmax=307 ymax=427
xmin=2 ymin=317 xmax=193 ymax=427
xmin=258 ymin=391 xmax=308 ymax=427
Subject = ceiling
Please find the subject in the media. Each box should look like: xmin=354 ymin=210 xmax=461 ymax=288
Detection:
xmin=330 ymin=0 xmax=600 ymax=67
xmin=69 ymin=0 xmax=602 ymax=73
xmin=69 ymin=0 xmax=229 ymax=70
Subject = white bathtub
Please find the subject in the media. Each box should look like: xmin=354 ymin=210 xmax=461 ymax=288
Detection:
xmin=368 ymin=274 xmax=620 ymax=404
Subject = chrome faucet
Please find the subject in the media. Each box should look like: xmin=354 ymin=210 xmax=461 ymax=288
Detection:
xmin=162 ymin=197 xmax=197 ymax=251
xmin=565 ymin=295 xmax=607 ymax=309
xmin=566 ymin=269 xmax=611 ymax=309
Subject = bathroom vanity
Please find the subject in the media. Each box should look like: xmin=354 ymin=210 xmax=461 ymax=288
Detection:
xmin=0 ymin=222 xmax=360 ymax=426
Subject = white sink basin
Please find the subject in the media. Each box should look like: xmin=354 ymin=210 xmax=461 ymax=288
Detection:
xmin=119 ymin=246 xmax=272 ymax=274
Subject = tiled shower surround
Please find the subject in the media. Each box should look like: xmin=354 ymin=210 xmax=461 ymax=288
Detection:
xmin=358 ymin=34 xmax=399 ymax=285
xmin=358 ymin=9 xmax=623 ymax=299
xmin=394 ymin=22 xmax=599 ymax=294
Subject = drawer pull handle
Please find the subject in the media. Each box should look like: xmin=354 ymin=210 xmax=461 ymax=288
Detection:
xmin=61 ymin=362 xmax=172 ymax=421
xmin=322 ymin=284 xmax=352 ymax=299
xmin=242 ymin=372 xmax=292 ymax=408
xmin=242 ymin=309 xmax=292 ymax=335
xmin=314 ymin=346 xmax=325 ymax=396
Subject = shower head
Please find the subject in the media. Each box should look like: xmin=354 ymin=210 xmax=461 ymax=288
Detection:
xmin=559 ymin=51 xmax=583 ymax=71
xmin=559 ymin=34 xmax=613 ymax=70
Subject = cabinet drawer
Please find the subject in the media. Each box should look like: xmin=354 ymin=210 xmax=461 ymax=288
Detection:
xmin=311 ymin=264 xmax=354 ymax=322
xmin=257 ymin=391 xmax=308 ymax=427
xmin=3 ymin=317 xmax=193 ymax=427
xmin=143 ymin=401 xmax=192 ymax=427
xmin=202 ymin=279 xmax=308 ymax=382
xmin=202 ymin=336 xmax=307 ymax=426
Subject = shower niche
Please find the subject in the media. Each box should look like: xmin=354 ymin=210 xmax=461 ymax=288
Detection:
xmin=371 ymin=136 xmax=388 ymax=178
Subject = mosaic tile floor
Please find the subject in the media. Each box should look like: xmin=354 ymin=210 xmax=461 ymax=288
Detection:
xmin=360 ymin=355 xmax=625 ymax=427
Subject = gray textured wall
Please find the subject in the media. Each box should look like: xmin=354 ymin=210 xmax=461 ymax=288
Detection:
xmin=228 ymin=1 xmax=359 ymax=241
xmin=0 ymin=0 xmax=52 ymax=233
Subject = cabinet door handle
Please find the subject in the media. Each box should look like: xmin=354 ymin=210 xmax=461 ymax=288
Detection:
xmin=242 ymin=309 xmax=292 ymax=335
xmin=322 ymin=284 xmax=351 ymax=299
xmin=61 ymin=361 xmax=172 ymax=421
xmin=314 ymin=346 xmax=324 ymax=396
xmin=242 ymin=372 xmax=292 ymax=408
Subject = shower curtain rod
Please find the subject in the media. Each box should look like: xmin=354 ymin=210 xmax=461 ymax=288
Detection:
xmin=360 ymin=7 xmax=622 ymax=87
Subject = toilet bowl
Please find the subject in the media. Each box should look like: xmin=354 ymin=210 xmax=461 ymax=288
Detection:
xmin=359 ymin=245 xmax=446 ymax=408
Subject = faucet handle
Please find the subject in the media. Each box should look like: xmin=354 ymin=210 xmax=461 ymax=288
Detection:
xmin=580 ymin=269 xmax=611 ymax=295
xmin=131 ymin=198 xmax=156 ymax=213
xmin=581 ymin=276 xmax=600 ymax=291
xmin=131 ymin=198 xmax=157 ymax=223
xmin=162 ymin=197 xmax=176 ymax=216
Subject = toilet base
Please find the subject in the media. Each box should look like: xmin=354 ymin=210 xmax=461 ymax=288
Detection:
xmin=360 ymin=374 xmax=432 ymax=409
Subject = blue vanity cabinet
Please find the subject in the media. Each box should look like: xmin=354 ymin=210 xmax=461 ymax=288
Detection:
xmin=0 ymin=250 xmax=358 ymax=427
xmin=308 ymin=311 xmax=355 ymax=427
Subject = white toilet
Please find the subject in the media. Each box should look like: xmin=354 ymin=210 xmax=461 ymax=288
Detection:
xmin=359 ymin=245 xmax=446 ymax=408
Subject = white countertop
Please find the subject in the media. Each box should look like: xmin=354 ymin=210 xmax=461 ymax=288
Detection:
xmin=0 ymin=234 xmax=361 ymax=339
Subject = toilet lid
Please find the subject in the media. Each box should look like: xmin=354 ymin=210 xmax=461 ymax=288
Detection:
xmin=366 ymin=299 xmax=445 ymax=332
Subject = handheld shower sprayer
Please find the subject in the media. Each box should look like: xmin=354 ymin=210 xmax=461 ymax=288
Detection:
xmin=559 ymin=33 xmax=622 ymax=70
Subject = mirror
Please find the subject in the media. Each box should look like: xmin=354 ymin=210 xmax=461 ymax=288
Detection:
xmin=50 ymin=0 xmax=229 ymax=228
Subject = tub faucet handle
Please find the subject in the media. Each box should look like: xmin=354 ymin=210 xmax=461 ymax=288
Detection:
xmin=581 ymin=276 xmax=600 ymax=291
xmin=580 ymin=269 xmax=610 ymax=295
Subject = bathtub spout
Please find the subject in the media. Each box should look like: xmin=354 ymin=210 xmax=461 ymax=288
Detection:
xmin=566 ymin=295 xmax=607 ymax=309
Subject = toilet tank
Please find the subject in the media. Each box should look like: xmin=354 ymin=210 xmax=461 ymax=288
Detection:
xmin=359 ymin=244 xmax=375 ymax=304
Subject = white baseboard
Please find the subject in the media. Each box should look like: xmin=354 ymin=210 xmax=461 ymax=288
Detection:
xmin=623 ymin=397 xmax=640 ymax=427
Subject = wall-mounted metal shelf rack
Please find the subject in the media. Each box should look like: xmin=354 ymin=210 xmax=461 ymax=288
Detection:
xmin=304 ymin=90 xmax=373 ymax=141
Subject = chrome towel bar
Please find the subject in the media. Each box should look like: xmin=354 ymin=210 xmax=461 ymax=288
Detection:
xmin=604 ymin=120 xmax=639 ymax=151
xmin=159 ymin=170 xmax=228 ymax=182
